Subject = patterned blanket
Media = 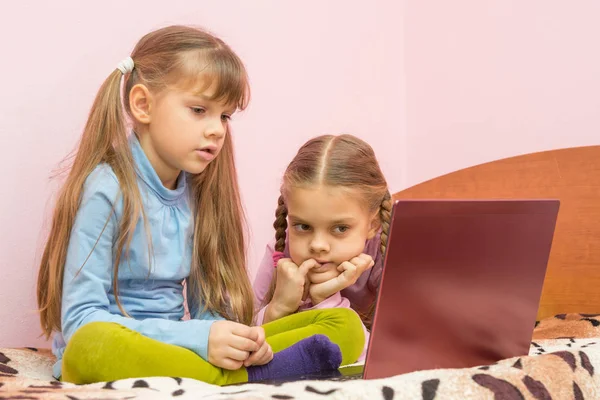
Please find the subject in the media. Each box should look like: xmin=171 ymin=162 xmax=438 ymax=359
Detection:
xmin=1 ymin=313 xmax=599 ymax=399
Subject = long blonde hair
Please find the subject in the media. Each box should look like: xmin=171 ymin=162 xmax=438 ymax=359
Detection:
xmin=37 ymin=25 xmax=254 ymax=339
xmin=266 ymin=134 xmax=391 ymax=326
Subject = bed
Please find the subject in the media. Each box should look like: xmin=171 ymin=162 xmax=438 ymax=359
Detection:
xmin=2 ymin=145 xmax=599 ymax=399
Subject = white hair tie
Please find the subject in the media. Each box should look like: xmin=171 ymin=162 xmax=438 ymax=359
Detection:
xmin=116 ymin=56 xmax=134 ymax=74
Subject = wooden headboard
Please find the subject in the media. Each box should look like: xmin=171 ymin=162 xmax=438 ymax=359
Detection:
xmin=393 ymin=145 xmax=600 ymax=320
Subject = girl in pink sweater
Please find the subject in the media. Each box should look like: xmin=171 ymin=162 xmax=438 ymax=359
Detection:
xmin=254 ymin=134 xmax=392 ymax=361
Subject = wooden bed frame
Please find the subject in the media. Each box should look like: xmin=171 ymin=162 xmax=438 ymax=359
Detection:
xmin=393 ymin=145 xmax=600 ymax=320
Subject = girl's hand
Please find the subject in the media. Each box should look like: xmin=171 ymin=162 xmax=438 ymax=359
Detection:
xmin=268 ymin=258 xmax=319 ymax=319
xmin=244 ymin=326 xmax=273 ymax=366
xmin=208 ymin=321 xmax=260 ymax=370
xmin=309 ymin=254 xmax=374 ymax=305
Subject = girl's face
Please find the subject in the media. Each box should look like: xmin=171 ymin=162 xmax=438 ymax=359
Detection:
xmin=132 ymin=75 xmax=236 ymax=188
xmin=286 ymin=185 xmax=379 ymax=281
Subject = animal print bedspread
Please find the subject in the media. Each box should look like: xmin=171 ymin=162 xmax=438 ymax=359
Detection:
xmin=1 ymin=313 xmax=599 ymax=399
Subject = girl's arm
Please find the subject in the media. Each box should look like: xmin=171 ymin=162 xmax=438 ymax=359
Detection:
xmin=60 ymin=168 xmax=218 ymax=361
xmin=252 ymin=242 xmax=277 ymax=325
xmin=253 ymin=242 xmax=316 ymax=324
xmin=253 ymin=242 xmax=302 ymax=324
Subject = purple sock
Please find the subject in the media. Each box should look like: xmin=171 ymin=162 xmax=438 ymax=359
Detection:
xmin=247 ymin=334 xmax=342 ymax=382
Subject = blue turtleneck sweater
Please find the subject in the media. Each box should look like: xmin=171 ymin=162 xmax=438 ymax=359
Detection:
xmin=51 ymin=134 xmax=222 ymax=378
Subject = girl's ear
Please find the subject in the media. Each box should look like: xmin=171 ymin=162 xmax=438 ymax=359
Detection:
xmin=129 ymin=84 xmax=153 ymax=125
xmin=367 ymin=211 xmax=381 ymax=240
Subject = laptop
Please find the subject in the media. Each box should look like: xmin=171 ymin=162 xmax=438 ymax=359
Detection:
xmin=253 ymin=199 xmax=560 ymax=383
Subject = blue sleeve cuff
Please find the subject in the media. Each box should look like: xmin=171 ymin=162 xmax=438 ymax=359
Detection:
xmin=184 ymin=318 xmax=218 ymax=361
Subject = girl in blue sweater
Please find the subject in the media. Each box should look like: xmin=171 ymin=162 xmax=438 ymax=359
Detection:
xmin=36 ymin=25 xmax=364 ymax=385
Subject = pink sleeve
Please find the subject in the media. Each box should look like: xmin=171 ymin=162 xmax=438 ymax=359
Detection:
xmin=254 ymin=305 xmax=268 ymax=326
xmin=253 ymin=241 xmax=277 ymax=325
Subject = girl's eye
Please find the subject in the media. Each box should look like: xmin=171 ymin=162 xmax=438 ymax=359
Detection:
xmin=221 ymin=114 xmax=232 ymax=122
xmin=333 ymin=225 xmax=350 ymax=234
xmin=191 ymin=107 xmax=205 ymax=114
xmin=293 ymin=224 xmax=311 ymax=232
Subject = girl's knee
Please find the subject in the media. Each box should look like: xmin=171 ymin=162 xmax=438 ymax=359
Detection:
xmin=322 ymin=309 xmax=365 ymax=364
xmin=65 ymin=323 xmax=123 ymax=359
xmin=328 ymin=308 xmax=363 ymax=327
xmin=63 ymin=322 xmax=138 ymax=384
xmin=307 ymin=308 xmax=365 ymax=342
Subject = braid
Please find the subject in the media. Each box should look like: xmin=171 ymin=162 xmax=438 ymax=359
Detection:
xmin=263 ymin=195 xmax=288 ymax=308
xmin=379 ymin=190 xmax=392 ymax=256
xmin=274 ymin=195 xmax=288 ymax=252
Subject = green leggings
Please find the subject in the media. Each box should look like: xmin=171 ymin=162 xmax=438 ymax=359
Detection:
xmin=62 ymin=308 xmax=364 ymax=385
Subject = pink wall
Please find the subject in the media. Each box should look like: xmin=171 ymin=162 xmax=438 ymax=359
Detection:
xmin=404 ymin=1 xmax=600 ymax=186
xmin=4 ymin=0 xmax=599 ymax=349
xmin=0 ymin=1 xmax=405 ymax=347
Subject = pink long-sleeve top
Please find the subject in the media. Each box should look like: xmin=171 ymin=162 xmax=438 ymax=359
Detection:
xmin=253 ymin=233 xmax=383 ymax=361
